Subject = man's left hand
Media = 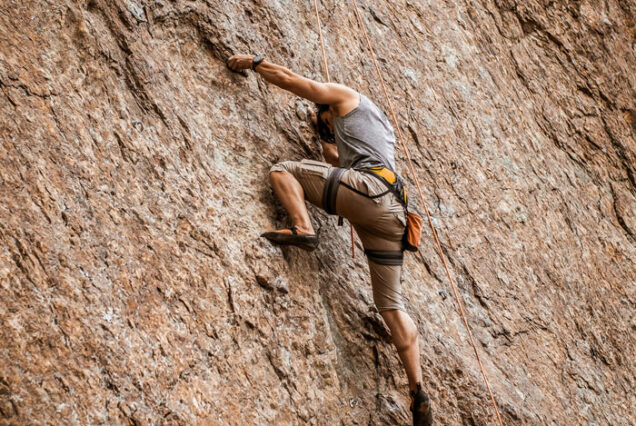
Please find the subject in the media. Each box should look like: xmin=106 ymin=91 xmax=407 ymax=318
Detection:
xmin=227 ymin=54 xmax=255 ymax=72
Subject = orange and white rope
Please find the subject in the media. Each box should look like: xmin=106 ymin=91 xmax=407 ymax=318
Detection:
xmin=311 ymin=0 xmax=505 ymax=423
xmin=348 ymin=0 xmax=504 ymax=423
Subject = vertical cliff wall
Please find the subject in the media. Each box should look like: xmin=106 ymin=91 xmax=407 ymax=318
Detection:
xmin=1 ymin=0 xmax=635 ymax=424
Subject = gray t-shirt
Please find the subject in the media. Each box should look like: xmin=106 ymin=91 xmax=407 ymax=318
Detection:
xmin=333 ymin=93 xmax=396 ymax=170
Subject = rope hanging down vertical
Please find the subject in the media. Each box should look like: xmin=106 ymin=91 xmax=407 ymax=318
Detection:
xmin=313 ymin=0 xmax=357 ymax=258
xmin=313 ymin=0 xmax=331 ymax=82
xmin=346 ymin=0 xmax=505 ymax=424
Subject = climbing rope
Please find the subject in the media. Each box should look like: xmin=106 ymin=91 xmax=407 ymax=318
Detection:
xmin=313 ymin=0 xmax=331 ymax=82
xmin=312 ymin=0 xmax=504 ymax=424
xmin=348 ymin=1 xmax=505 ymax=423
xmin=313 ymin=0 xmax=357 ymax=258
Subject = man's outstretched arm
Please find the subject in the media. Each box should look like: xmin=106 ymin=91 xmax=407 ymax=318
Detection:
xmin=227 ymin=55 xmax=358 ymax=116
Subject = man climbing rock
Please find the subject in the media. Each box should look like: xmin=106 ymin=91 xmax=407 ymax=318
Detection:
xmin=227 ymin=54 xmax=433 ymax=426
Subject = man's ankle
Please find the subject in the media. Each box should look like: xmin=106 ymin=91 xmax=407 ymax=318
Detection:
xmin=410 ymin=382 xmax=423 ymax=397
xmin=293 ymin=224 xmax=315 ymax=235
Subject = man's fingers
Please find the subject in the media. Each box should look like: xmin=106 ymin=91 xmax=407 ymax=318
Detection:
xmin=227 ymin=58 xmax=240 ymax=71
xmin=227 ymin=56 xmax=243 ymax=71
xmin=226 ymin=54 xmax=252 ymax=73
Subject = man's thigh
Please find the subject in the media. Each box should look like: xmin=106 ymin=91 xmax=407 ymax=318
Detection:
xmin=270 ymin=159 xmax=331 ymax=209
xmin=354 ymin=224 xmax=406 ymax=313
xmin=336 ymin=170 xmax=406 ymax=238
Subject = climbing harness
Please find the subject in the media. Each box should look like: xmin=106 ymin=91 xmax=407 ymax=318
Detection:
xmin=322 ymin=167 xmax=347 ymax=215
xmin=360 ymin=167 xmax=404 ymax=202
xmin=356 ymin=166 xmax=422 ymax=252
xmin=364 ymin=248 xmax=403 ymax=266
xmin=322 ymin=164 xmax=418 ymax=260
xmin=311 ymin=1 xmax=505 ymax=424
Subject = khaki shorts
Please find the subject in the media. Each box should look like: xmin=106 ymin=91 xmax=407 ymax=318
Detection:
xmin=270 ymin=159 xmax=407 ymax=312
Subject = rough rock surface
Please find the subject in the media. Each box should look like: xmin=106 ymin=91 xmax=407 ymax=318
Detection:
xmin=1 ymin=0 xmax=635 ymax=424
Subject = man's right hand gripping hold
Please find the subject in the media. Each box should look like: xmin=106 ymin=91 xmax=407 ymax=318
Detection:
xmin=227 ymin=54 xmax=433 ymax=426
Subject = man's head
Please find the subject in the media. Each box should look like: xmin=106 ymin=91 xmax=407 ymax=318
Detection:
xmin=315 ymin=104 xmax=335 ymax=143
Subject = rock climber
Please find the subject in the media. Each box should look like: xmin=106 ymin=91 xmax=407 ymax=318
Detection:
xmin=227 ymin=54 xmax=433 ymax=426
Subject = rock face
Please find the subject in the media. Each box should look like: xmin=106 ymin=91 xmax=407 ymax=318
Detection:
xmin=1 ymin=0 xmax=635 ymax=424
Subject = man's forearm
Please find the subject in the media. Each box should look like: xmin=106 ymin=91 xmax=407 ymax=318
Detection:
xmin=227 ymin=54 xmax=356 ymax=109
xmin=254 ymin=60 xmax=328 ymax=104
xmin=254 ymin=61 xmax=298 ymax=91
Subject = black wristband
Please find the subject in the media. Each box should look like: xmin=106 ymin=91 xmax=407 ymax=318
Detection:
xmin=252 ymin=55 xmax=264 ymax=71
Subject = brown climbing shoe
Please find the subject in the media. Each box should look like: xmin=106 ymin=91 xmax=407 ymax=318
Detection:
xmin=260 ymin=226 xmax=319 ymax=252
xmin=410 ymin=383 xmax=433 ymax=426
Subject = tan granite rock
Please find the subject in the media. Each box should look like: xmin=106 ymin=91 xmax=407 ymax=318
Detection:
xmin=0 ymin=0 xmax=634 ymax=424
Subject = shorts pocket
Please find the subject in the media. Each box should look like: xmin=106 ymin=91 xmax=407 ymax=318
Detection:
xmin=342 ymin=171 xmax=389 ymax=204
xmin=300 ymin=159 xmax=330 ymax=178
xmin=393 ymin=211 xmax=407 ymax=227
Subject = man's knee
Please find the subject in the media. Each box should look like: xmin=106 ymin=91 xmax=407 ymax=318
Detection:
xmin=269 ymin=161 xmax=295 ymax=176
xmin=269 ymin=169 xmax=286 ymax=185
xmin=269 ymin=162 xmax=293 ymax=185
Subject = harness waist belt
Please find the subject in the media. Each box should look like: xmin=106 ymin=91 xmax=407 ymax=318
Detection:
xmin=322 ymin=167 xmax=346 ymax=215
xmin=367 ymin=166 xmax=397 ymax=184
xmin=364 ymin=249 xmax=404 ymax=266
xmin=357 ymin=167 xmax=408 ymax=206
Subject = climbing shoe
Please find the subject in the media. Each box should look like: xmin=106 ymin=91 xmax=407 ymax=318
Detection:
xmin=260 ymin=226 xmax=319 ymax=252
xmin=410 ymin=383 xmax=433 ymax=426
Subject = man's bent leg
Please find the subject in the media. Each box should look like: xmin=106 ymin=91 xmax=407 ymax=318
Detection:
xmin=269 ymin=170 xmax=315 ymax=235
xmin=380 ymin=309 xmax=423 ymax=392
xmin=352 ymin=225 xmax=421 ymax=389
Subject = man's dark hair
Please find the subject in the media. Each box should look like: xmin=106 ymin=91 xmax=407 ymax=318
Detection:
xmin=315 ymin=103 xmax=335 ymax=143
